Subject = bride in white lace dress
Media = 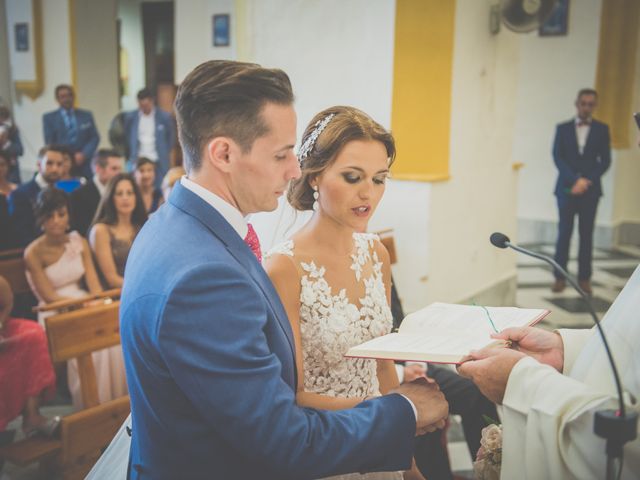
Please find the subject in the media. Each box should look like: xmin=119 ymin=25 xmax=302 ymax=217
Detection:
xmin=264 ymin=106 xmax=424 ymax=480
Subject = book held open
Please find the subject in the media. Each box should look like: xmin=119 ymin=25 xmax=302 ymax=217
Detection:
xmin=345 ymin=302 xmax=549 ymax=364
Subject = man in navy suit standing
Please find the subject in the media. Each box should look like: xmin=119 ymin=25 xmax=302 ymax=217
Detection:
xmin=9 ymin=145 xmax=65 ymax=246
xmin=552 ymin=89 xmax=611 ymax=294
xmin=43 ymin=85 xmax=100 ymax=179
xmin=123 ymin=88 xmax=176 ymax=188
xmin=120 ymin=60 xmax=448 ymax=479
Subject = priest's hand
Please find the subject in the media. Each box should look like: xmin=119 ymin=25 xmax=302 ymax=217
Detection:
xmin=491 ymin=326 xmax=564 ymax=372
xmin=457 ymin=347 xmax=526 ymax=404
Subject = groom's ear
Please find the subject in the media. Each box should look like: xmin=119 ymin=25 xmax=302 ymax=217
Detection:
xmin=206 ymin=137 xmax=233 ymax=173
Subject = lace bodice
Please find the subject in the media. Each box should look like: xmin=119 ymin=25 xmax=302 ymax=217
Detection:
xmin=267 ymin=233 xmax=393 ymax=398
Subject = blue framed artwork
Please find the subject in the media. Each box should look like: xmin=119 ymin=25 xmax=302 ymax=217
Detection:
xmin=213 ymin=14 xmax=230 ymax=47
xmin=14 ymin=23 xmax=29 ymax=51
xmin=539 ymin=0 xmax=569 ymax=36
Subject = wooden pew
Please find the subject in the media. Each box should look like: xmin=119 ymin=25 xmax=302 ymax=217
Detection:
xmin=47 ymin=301 xmax=129 ymax=479
xmin=0 ymin=248 xmax=30 ymax=295
xmin=0 ymin=297 xmax=129 ymax=479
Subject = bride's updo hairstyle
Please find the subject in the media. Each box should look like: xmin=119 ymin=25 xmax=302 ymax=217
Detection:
xmin=288 ymin=106 xmax=396 ymax=211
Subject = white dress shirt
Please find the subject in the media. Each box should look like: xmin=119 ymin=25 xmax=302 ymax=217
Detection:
xmin=93 ymin=174 xmax=107 ymax=197
xmin=575 ymin=117 xmax=591 ymax=155
xmin=180 ymin=176 xmax=248 ymax=239
xmin=35 ymin=172 xmax=49 ymax=189
xmin=138 ymin=110 xmax=158 ymax=161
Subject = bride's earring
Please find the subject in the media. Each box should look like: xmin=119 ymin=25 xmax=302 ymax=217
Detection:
xmin=312 ymin=185 xmax=319 ymax=212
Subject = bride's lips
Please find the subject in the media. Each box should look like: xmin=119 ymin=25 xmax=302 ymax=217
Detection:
xmin=351 ymin=205 xmax=371 ymax=217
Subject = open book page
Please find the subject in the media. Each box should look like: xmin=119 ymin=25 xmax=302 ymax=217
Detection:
xmin=346 ymin=302 xmax=549 ymax=364
xmin=399 ymin=302 xmax=548 ymax=338
xmin=345 ymin=331 xmax=500 ymax=363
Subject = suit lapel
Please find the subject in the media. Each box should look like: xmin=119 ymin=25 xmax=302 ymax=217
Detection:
xmin=583 ymin=121 xmax=597 ymax=156
xmin=168 ymin=182 xmax=297 ymax=364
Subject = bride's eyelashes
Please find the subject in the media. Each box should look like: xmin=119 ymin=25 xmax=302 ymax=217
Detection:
xmin=342 ymin=172 xmax=361 ymax=184
xmin=340 ymin=172 xmax=388 ymax=185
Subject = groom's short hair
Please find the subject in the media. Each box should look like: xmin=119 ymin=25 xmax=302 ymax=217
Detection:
xmin=174 ymin=60 xmax=294 ymax=173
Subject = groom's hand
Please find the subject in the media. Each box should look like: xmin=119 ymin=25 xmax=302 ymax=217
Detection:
xmin=392 ymin=378 xmax=449 ymax=435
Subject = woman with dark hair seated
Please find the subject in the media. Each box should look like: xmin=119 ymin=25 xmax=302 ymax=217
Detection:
xmin=89 ymin=173 xmax=147 ymax=288
xmin=25 ymin=187 xmax=127 ymax=409
xmin=0 ymin=150 xmax=17 ymax=197
xmin=133 ymin=157 xmax=164 ymax=214
xmin=0 ymin=275 xmax=58 ymax=437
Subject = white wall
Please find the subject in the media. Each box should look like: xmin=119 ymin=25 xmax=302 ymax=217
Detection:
xmin=0 ymin=0 xmax=12 ymax=107
xmin=513 ymin=0 xmax=609 ymax=243
xmin=9 ymin=0 xmax=73 ymax=175
xmin=117 ymin=0 xmax=148 ymax=110
xmin=175 ymin=0 xmax=236 ymax=83
xmin=425 ymin=0 xmax=520 ymax=305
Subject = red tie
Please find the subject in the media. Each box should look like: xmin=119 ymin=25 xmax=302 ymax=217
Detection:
xmin=244 ymin=223 xmax=262 ymax=262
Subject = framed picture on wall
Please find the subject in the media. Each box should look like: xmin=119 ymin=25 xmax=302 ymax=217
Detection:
xmin=213 ymin=14 xmax=230 ymax=47
xmin=539 ymin=0 xmax=569 ymax=36
xmin=14 ymin=23 xmax=29 ymax=51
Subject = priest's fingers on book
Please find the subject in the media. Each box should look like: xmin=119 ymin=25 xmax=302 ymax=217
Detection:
xmin=467 ymin=346 xmax=508 ymax=361
xmin=491 ymin=326 xmax=532 ymax=342
xmin=491 ymin=327 xmax=564 ymax=370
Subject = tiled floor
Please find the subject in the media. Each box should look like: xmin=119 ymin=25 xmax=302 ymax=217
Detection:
xmin=4 ymin=244 xmax=639 ymax=479
xmin=447 ymin=243 xmax=640 ymax=477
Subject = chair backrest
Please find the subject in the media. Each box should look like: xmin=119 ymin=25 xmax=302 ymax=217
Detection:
xmin=45 ymin=301 xmax=121 ymax=409
xmin=0 ymin=248 xmax=30 ymax=295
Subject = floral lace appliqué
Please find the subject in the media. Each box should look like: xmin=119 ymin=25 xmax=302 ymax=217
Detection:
xmin=270 ymin=233 xmax=393 ymax=399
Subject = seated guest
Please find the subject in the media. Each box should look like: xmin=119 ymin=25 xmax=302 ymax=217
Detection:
xmin=9 ymin=145 xmax=65 ymax=246
xmin=25 ymin=187 xmax=127 ymax=409
xmin=89 ymin=173 xmax=147 ymax=288
xmin=133 ymin=157 xmax=163 ymax=214
xmin=0 ymin=275 xmax=58 ymax=437
xmin=69 ymin=149 xmax=123 ymax=236
xmin=0 ymin=106 xmax=24 ymax=184
xmin=55 ymin=145 xmax=85 ymax=193
xmin=160 ymin=165 xmax=184 ymax=200
xmin=0 ymin=150 xmax=17 ymax=196
xmin=0 ymin=152 xmax=18 ymax=248
xmin=0 ymin=191 xmax=17 ymax=250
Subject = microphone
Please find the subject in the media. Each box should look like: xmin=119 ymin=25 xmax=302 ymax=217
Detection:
xmin=490 ymin=232 xmax=637 ymax=479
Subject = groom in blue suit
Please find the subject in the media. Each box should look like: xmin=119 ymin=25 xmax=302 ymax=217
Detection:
xmin=120 ymin=60 xmax=448 ymax=479
xmin=552 ymin=89 xmax=611 ymax=294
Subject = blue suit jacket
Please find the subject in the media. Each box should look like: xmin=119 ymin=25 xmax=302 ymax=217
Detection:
xmin=43 ymin=108 xmax=100 ymax=161
xmin=123 ymin=109 xmax=175 ymax=181
xmin=8 ymin=178 xmax=42 ymax=246
xmin=120 ymin=181 xmax=415 ymax=479
xmin=552 ymin=119 xmax=611 ymax=198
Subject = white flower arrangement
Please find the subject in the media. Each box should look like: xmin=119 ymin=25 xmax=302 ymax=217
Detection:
xmin=473 ymin=422 xmax=503 ymax=480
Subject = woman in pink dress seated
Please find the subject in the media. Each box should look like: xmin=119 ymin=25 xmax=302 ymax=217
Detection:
xmin=25 ymin=187 xmax=128 ymax=410
xmin=0 ymin=275 xmax=58 ymax=437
